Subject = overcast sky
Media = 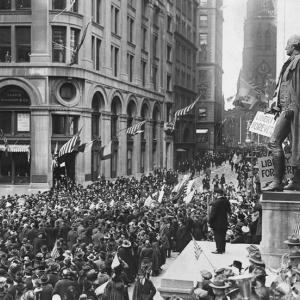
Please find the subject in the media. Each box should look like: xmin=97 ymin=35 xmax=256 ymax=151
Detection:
xmin=222 ymin=0 xmax=247 ymax=110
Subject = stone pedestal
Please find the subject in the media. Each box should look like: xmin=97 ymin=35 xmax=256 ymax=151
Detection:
xmin=261 ymin=191 xmax=300 ymax=268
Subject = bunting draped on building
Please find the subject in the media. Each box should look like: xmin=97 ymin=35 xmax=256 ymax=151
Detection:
xmin=174 ymin=96 xmax=200 ymax=119
xmin=126 ymin=120 xmax=146 ymax=135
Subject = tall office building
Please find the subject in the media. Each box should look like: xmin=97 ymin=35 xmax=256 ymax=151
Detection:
xmin=172 ymin=0 xmax=198 ymax=166
xmin=196 ymin=0 xmax=223 ymax=152
xmin=0 ymin=0 xmax=174 ymax=194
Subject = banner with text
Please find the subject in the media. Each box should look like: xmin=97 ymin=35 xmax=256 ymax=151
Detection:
xmin=249 ymin=111 xmax=277 ymax=137
xmin=257 ymin=156 xmax=294 ymax=184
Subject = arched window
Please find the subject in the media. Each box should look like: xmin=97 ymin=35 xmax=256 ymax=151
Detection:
xmin=0 ymin=85 xmax=31 ymax=184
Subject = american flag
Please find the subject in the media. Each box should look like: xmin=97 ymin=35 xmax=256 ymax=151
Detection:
xmin=51 ymin=240 xmax=60 ymax=259
xmin=51 ymin=142 xmax=59 ymax=170
xmin=293 ymin=213 xmax=300 ymax=236
xmin=192 ymin=235 xmax=202 ymax=260
xmin=58 ymin=129 xmax=81 ymax=158
xmin=126 ymin=120 xmax=146 ymax=135
xmin=174 ymin=96 xmax=200 ymax=119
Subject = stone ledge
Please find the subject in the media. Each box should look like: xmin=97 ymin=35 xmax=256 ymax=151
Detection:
xmin=262 ymin=191 xmax=300 ymax=201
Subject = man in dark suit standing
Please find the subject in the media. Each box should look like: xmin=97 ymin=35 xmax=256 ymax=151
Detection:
xmin=209 ymin=185 xmax=231 ymax=254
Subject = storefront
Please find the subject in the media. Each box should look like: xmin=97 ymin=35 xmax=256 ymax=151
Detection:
xmin=0 ymin=85 xmax=31 ymax=184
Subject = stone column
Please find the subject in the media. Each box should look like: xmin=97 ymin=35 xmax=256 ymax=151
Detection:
xmin=158 ymin=9 xmax=165 ymax=93
xmin=157 ymin=121 xmax=164 ymax=168
xmin=145 ymin=120 xmax=153 ymax=173
xmin=100 ymin=112 xmax=112 ymax=178
xmin=133 ymin=0 xmax=142 ymax=85
xmin=132 ymin=118 xmax=142 ymax=175
xmin=103 ymin=1 xmax=112 ymax=76
xmin=261 ymin=192 xmax=300 ymax=268
xmin=30 ymin=109 xmax=51 ymax=189
xmin=119 ymin=0 xmax=128 ymax=81
xmin=30 ymin=0 xmax=51 ymax=63
xmin=146 ymin=1 xmax=154 ymax=90
xmin=80 ymin=1 xmax=93 ymax=69
xmin=118 ymin=114 xmax=127 ymax=176
xmin=75 ymin=113 xmax=92 ymax=185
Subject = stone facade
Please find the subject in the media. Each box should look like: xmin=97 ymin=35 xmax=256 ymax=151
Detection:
xmin=0 ymin=0 xmax=176 ymax=193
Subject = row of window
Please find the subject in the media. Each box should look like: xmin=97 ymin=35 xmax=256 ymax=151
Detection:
xmin=175 ymin=68 xmax=196 ymax=90
xmin=0 ymin=0 xmax=79 ymax=11
xmin=175 ymin=43 xmax=196 ymax=67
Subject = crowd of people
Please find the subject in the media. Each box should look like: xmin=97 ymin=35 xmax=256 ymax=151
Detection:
xmin=0 ymin=149 xmax=285 ymax=300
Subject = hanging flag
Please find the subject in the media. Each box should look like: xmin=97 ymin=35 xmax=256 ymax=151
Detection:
xmin=126 ymin=120 xmax=146 ymax=135
xmin=58 ymin=129 xmax=82 ymax=158
xmin=186 ymin=179 xmax=195 ymax=195
xmin=51 ymin=142 xmax=59 ymax=171
xmin=100 ymin=141 xmax=112 ymax=160
xmin=158 ymin=190 xmax=164 ymax=203
xmin=111 ymin=253 xmax=120 ymax=269
xmin=174 ymin=96 xmax=200 ymax=119
xmin=191 ymin=235 xmax=203 ymax=260
xmin=234 ymin=72 xmax=263 ymax=110
xmin=184 ymin=190 xmax=195 ymax=204
xmin=51 ymin=240 xmax=60 ymax=259
xmin=144 ymin=196 xmax=154 ymax=207
xmin=77 ymin=140 xmax=95 ymax=152
xmin=70 ymin=19 xmax=92 ymax=65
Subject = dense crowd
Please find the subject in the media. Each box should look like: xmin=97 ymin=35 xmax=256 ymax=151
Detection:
xmin=0 ymin=149 xmax=282 ymax=300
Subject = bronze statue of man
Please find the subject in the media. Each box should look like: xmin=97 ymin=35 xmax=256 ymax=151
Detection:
xmin=264 ymin=35 xmax=300 ymax=191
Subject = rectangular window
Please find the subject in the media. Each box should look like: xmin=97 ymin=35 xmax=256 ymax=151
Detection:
xmin=200 ymin=15 xmax=208 ymax=26
xmin=0 ymin=0 xmax=11 ymax=10
xmin=96 ymin=38 xmax=101 ymax=70
xmin=52 ymin=115 xmax=78 ymax=135
xmin=0 ymin=112 xmax=12 ymax=134
xmin=16 ymin=0 xmax=31 ymax=9
xmin=167 ymin=74 xmax=171 ymax=91
xmin=167 ymin=45 xmax=172 ymax=62
xmin=91 ymin=36 xmax=95 ymax=64
xmin=153 ymin=65 xmax=157 ymax=90
xmin=153 ymin=35 xmax=158 ymax=58
xmin=141 ymin=60 xmax=146 ymax=87
xmin=127 ymin=53 xmax=134 ymax=82
xmin=111 ymin=6 xmax=119 ymax=35
xmin=142 ymin=0 xmax=147 ymax=17
xmin=142 ymin=27 xmax=147 ymax=50
xmin=0 ymin=27 xmax=11 ymax=62
xmin=111 ymin=46 xmax=119 ymax=77
xmin=200 ymin=0 xmax=208 ymax=6
xmin=16 ymin=26 xmax=31 ymax=63
xmin=52 ymin=26 xmax=66 ymax=62
xmin=127 ymin=17 xmax=134 ymax=43
xmin=167 ymin=15 xmax=172 ymax=32
xmin=52 ymin=0 xmax=66 ymax=10
xmin=199 ymin=33 xmax=208 ymax=62
xmin=69 ymin=0 xmax=78 ymax=13
xmin=52 ymin=115 xmax=66 ymax=135
xmin=93 ymin=0 xmax=101 ymax=23
xmin=70 ymin=27 xmax=80 ymax=64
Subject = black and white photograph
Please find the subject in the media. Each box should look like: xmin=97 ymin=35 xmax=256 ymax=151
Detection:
xmin=0 ymin=0 xmax=299 ymax=299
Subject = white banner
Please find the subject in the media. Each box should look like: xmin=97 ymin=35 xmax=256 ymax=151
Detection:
xmin=249 ymin=111 xmax=277 ymax=137
xmin=257 ymin=156 xmax=294 ymax=184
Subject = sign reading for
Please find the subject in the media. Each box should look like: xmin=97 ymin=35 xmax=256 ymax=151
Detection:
xmin=257 ymin=156 xmax=294 ymax=184
xmin=249 ymin=111 xmax=277 ymax=137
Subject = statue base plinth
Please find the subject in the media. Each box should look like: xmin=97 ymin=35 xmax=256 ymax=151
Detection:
xmin=261 ymin=191 xmax=300 ymax=268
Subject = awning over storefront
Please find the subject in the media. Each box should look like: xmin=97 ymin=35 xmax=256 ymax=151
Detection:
xmin=0 ymin=145 xmax=30 ymax=153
